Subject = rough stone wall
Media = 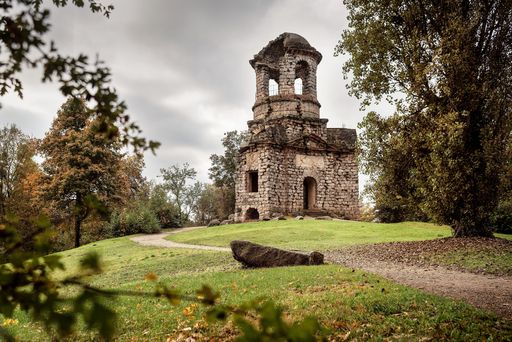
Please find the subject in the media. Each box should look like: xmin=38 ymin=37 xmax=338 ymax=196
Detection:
xmin=235 ymin=144 xmax=359 ymax=221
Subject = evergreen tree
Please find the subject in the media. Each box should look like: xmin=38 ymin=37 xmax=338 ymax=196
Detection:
xmin=39 ymin=98 xmax=123 ymax=247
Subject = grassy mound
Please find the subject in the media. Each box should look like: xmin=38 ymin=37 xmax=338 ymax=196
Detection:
xmin=167 ymin=220 xmax=452 ymax=250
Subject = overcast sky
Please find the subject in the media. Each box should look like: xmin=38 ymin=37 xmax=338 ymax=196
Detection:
xmin=0 ymin=0 xmax=392 ymax=187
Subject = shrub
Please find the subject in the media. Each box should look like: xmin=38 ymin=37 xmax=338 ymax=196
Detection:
xmin=490 ymin=201 xmax=512 ymax=234
xmin=109 ymin=202 xmax=161 ymax=236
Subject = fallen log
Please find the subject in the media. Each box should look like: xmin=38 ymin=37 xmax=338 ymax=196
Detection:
xmin=230 ymin=240 xmax=324 ymax=268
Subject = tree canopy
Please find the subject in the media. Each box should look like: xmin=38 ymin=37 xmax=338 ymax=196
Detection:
xmin=39 ymin=98 xmax=123 ymax=247
xmin=338 ymin=0 xmax=512 ymax=236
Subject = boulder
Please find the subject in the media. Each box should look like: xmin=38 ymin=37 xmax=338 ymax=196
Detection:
xmin=271 ymin=215 xmax=286 ymax=221
xmin=316 ymin=216 xmax=333 ymax=221
xmin=221 ymin=219 xmax=233 ymax=225
xmin=207 ymin=219 xmax=221 ymax=227
xmin=296 ymin=216 xmax=304 ymax=220
xmin=230 ymin=240 xmax=324 ymax=268
xmin=228 ymin=214 xmax=235 ymax=221
xmin=262 ymin=216 xmax=271 ymax=221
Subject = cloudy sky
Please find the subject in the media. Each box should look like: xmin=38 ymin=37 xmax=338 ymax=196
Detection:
xmin=0 ymin=0 xmax=392 ymax=186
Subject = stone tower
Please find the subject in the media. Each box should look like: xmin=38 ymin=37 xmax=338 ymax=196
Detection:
xmin=235 ymin=33 xmax=359 ymax=221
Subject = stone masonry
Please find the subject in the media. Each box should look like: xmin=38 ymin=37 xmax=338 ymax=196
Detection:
xmin=235 ymin=33 xmax=359 ymax=222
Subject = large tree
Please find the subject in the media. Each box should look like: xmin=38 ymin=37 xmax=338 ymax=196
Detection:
xmin=39 ymin=98 xmax=123 ymax=247
xmin=338 ymin=0 xmax=512 ymax=236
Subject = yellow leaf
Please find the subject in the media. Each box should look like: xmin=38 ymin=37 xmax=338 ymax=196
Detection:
xmin=144 ymin=272 xmax=158 ymax=281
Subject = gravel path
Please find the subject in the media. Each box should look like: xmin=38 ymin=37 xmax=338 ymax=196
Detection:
xmin=130 ymin=227 xmax=230 ymax=252
xmin=326 ymin=250 xmax=512 ymax=320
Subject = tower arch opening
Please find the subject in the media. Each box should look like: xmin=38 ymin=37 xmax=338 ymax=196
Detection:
xmin=269 ymin=79 xmax=279 ymax=96
xmin=294 ymin=78 xmax=303 ymax=94
xmin=245 ymin=208 xmax=260 ymax=221
xmin=295 ymin=60 xmax=310 ymax=95
xmin=303 ymin=177 xmax=317 ymax=210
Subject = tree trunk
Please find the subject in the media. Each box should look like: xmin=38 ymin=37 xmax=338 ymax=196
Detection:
xmin=75 ymin=193 xmax=82 ymax=248
xmin=452 ymin=220 xmax=494 ymax=238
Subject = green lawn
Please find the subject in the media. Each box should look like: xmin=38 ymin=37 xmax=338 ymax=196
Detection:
xmin=167 ymin=220 xmax=452 ymax=250
xmin=4 ymin=221 xmax=512 ymax=341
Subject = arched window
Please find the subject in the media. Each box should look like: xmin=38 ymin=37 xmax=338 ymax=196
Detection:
xmin=295 ymin=61 xmax=309 ymax=95
xmin=294 ymin=78 xmax=303 ymax=94
xmin=269 ymin=79 xmax=279 ymax=96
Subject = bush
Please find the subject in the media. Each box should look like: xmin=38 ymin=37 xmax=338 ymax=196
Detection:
xmin=490 ymin=201 xmax=512 ymax=234
xmin=109 ymin=202 xmax=161 ymax=236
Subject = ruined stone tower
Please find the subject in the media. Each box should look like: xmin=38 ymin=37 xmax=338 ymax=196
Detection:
xmin=235 ymin=33 xmax=359 ymax=221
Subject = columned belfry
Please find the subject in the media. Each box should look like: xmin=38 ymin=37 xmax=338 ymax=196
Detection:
xmin=235 ymin=33 xmax=359 ymax=221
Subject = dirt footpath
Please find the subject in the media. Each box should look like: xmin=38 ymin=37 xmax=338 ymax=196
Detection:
xmin=130 ymin=227 xmax=230 ymax=252
xmin=326 ymin=248 xmax=512 ymax=320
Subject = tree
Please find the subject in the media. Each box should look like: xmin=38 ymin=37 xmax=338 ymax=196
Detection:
xmin=160 ymin=163 xmax=198 ymax=224
xmin=39 ymin=98 xmax=123 ymax=247
xmin=338 ymin=0 xmax=512 ymax=236
xmin=147 ymin=182 xmax=181 ymax=228
xmin=117 ymin=154 xmax=148 ymax=203
xmin=0 ymin=124 xmax=37 ymax=216
xmin=209 ymin=131 xmax=246 ymax=216
xmin=195 ymin=184 xmax=225 ymax=225
xmin=0 ymin=0 xmax=158 ymax=152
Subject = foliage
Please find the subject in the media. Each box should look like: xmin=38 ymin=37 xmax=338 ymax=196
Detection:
xmin=108 ymin=201 xmax=161 ymax=236
xmin=160 ymin=163 xmax=200 ymax=224
xmin=39 ymin=98 xmax=123 ymax=247
xmin=0 ymin=0 xmax=159 ymax=152
xmin=117 ymin=155 xmax=148 ymax=204
xmin=148 ymin=183 xmax=182 ymax=228
xmin=209 ymin=131 xmax=246 ymax=215
xmin=0 ymin=215 xmax=117 ymax=341
xmin=337 ymin=0 xmax=512 ymax=236
xmin=0 ymin=124 xmax=37 ymax=217
xmin=209 ymin=131 xmax=246 ymax=189
xmin=357 ymin=113 xmax=429 ymax=223
xmin=195 ymin=184 xmax=227 ymax=224
xmin=490 ymin=198 xmax=512 ymax=234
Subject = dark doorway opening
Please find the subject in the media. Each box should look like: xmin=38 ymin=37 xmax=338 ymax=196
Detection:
xmin=247 ymin=171 xmax=259 ymax=192
xmin=303 ymin=177 xmax=317 ymax=210
xmin=245 ymin=208 xmax=260 ymax=221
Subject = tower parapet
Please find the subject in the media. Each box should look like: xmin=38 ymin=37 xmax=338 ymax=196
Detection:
xmin=250 ymin=33 xmax=322 ymax=121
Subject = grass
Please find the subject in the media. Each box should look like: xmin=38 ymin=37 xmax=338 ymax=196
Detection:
xmin=167 ymin=220 xmax=452 ymax=250
xmin=430 ymin=244 xmax=512 ymax=276
xmin=4 ymin=221 xmax=512 ymax=341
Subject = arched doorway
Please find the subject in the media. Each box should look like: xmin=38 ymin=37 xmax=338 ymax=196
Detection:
xmin=245 ymin=208 xmax=260 ymax=221
xmin=303 ymin=177 xmax=317 ymax=210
